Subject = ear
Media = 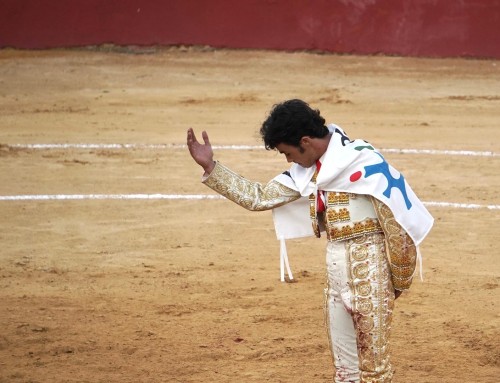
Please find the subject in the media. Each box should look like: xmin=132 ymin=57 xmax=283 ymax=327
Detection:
xmin=300 ymin=136 xmax=313 ymax=147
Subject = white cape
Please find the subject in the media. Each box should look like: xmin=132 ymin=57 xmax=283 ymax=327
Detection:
xmin=272 ymin=124 xmax=434 ymax=281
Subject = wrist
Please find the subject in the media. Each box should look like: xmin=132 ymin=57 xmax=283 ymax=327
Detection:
xmin=203 ymin=160 xmax=216 ymax=174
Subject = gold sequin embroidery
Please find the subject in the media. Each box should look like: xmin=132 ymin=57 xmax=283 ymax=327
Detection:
xmin=371 ymin=197 xmax=418 ymax=291
xmin=346 ymin=234 xmax=394 ymax=382
xmin=203 ymin=162 xmax=301 ymax=211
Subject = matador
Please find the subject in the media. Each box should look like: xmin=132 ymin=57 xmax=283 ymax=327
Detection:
xmin=187 ymin=99 xmax=433 ymax=383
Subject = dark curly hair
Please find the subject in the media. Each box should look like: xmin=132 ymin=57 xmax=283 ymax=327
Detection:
xmin=260 ymin=99 xmax=329 ymax=150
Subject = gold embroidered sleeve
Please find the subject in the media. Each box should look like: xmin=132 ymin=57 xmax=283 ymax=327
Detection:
xmin=371 ymin=197 xmax=417 ymax=291
xmin=203 ymin=162 xmax=301 ymax=211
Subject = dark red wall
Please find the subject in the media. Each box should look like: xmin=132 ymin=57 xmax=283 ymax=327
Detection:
xmin=1 ymin=0 xmax=499 ymax=58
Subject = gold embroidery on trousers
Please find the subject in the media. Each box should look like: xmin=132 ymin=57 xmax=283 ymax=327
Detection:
xmin=346 ymin=233 xmax=394 ymax=383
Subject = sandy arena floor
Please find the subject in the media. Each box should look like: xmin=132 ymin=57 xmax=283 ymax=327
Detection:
xmin=0 ymin=47 xmax=499 ymax=382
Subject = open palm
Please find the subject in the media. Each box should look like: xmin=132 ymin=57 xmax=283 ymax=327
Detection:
xmin=187 ymin=128 xmax=215 ymax=173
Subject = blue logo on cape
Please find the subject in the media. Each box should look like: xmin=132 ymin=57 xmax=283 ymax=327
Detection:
xmin=364 ymin=153 xmax=412 ymax=209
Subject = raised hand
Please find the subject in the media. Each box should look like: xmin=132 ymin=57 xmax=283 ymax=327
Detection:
xmin=186 ymin=128 xmax=215 ymax=174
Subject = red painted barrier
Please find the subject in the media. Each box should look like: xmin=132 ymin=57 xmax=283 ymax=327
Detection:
xmin=1 ymin=0 xmax=499 ymax=58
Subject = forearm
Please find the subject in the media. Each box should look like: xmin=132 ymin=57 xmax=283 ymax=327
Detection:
xmin=203 ymin=161 xmax=301 ymax=211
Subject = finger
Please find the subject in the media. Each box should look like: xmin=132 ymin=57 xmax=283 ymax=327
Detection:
xmin=202 ymin=131 xmax=211 ymax=146
xmin=187 ymin=128 xmax=198 ymax=145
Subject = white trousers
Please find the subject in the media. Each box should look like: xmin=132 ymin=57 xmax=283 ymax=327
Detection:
xmin=325 ymin=233 xmax=395 ymax=383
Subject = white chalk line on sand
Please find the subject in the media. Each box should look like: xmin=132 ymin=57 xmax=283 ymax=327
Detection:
xmin=0 ymin=194 xmax=222 ymax=201
xmin=6 ymin=143 xmax=499 ymax=157
xmin=3 ymin=144 xmax=497 ymax=208
xmin=0 ymin=194 xmax=498 ymax=210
